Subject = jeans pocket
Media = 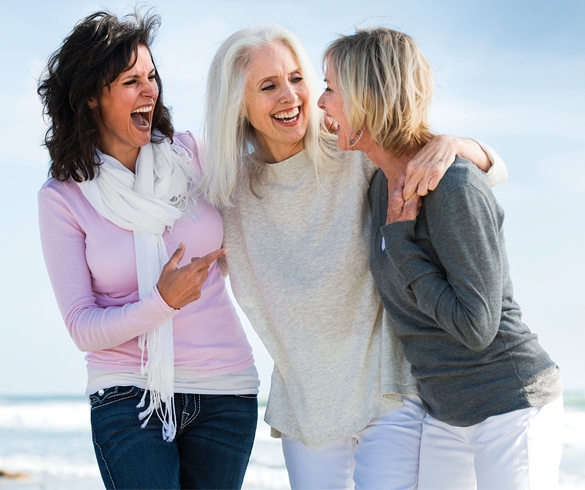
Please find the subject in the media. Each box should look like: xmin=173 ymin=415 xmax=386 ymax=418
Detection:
xmin=90 ymin=385 xmax=140 ymax=411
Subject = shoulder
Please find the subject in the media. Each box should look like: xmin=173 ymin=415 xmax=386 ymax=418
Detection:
xmin=431 ymin=156 xmax=492 ymax=203
xmin=172 ymin=131 xmax=200 ymax=156
xmin=38 ymin=177 xmax=81 ymax=204
xmin=173 ymin=131 xmax=199 ymax=152
xmin=172 ymin=131 xmax=203 ymax=172
xmin=37 ymin=179 xmax=93 ymax=227
xmin=424 ymin=156 xmax=503 ymax=228
xmin=329 ymin=148 xmax=378 ymax=183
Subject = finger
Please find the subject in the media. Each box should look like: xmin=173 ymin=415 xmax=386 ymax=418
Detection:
xmin=425 ymin=173 xmax=442 ymax=193
xmin=190 ymin=267 xmax=210 ymax=291
xmin=166 ymin=242 xmax=186 ymax=269
xmin=191 ymin=248 xmax=228 ymax=271
xmin=403 ymin=165 xmax=423 ymax=200
xmin=403 ymin=194 xmax=420 ymax=220
xmin=416 ymin=176 xmax=432 ymax=197
xmin=324 ymin=116 xmax=338 ymax=134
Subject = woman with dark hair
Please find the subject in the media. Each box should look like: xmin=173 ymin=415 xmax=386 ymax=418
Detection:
xmin=37 ymin=10 xmax=258 ymax=489
xmin=319 ymin=27 xmax=564 ymax=489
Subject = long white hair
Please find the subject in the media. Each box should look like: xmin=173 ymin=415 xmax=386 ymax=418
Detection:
xmin=200 ymin=23 xmax=337 ymax=207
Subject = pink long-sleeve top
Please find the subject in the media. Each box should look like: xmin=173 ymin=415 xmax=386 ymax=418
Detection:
xmin=38 ymin=132 xmax=255 ymax=379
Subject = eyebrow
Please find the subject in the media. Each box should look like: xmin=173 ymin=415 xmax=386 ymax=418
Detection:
xmin=122 ymin=69 xmax=156 ymax=80
xmin=258 ymin=67 xmax=302 ymax=80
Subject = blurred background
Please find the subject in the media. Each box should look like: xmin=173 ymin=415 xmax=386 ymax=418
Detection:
xmin=0 ymin=1 xmax=583 ymax=488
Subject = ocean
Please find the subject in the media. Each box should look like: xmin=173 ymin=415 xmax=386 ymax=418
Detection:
xmin=0 ymin=393 xmax=583 ymax=489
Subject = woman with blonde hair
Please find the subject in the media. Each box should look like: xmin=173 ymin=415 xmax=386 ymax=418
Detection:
xmin=202 ymin=24 xmax=507 ymax=488
xmin=318 ymin=27 xmax=563 ymax=489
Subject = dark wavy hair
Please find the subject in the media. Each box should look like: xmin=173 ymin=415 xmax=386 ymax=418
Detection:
xmin=38 ymin=8 xmax=174 ymax=182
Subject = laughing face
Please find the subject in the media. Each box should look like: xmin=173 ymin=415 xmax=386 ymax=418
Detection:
xmin=89 ymin=44 xmax=158 ymax=171
xmin=317 ymin=66 xmax=356 ymax=152
xmin=244 ymin=42 xmax=310 ymax=163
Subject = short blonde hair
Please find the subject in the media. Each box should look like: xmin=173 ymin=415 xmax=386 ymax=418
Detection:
xmin=200 ymin=24 xmax=337 ymax=207
xmin=323 ymin=28 xmax=434 ymax=156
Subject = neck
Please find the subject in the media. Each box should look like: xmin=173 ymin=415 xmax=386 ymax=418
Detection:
xmin=257 ymin=137 xmax=304 ymax=164
xmin=364 ymin=145 xmax=419 ymax=187
xmin=98 ymin=145 xmax=140 ymax=173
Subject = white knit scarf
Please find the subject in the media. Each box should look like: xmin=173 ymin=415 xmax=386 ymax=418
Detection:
xmin=78 ymin=137 xmax=195 ymax=441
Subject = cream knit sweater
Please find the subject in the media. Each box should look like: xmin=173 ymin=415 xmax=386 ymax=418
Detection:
xmin=221 ymin=145 xmax=505 ymax=446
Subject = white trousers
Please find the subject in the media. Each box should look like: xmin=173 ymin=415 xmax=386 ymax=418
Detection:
xmin=281 ymin=395 xmax=424 ymax=489
xmin=418 ymin=396 xmax=564 ymax=490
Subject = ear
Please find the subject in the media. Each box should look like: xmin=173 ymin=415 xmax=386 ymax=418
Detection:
xmin=87 ymin=97 xmax=98 ymax=109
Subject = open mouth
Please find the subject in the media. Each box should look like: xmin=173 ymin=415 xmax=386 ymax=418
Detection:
xmin=272 ymin=106 xmax=300 ymax=124
xmin=131 ymin=105 xmax=153 ymax=130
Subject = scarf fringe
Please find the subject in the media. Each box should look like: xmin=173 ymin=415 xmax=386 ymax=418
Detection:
xmin=137 ymin=379 xmax=177 ymax=442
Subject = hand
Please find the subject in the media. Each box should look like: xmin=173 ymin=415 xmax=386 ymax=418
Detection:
xmin=403 ymin=134 xmax=459 ymax=200
xmin=156 ymin=243 xmax=228 ymax=310
xmin=387 ymin=175 xmax=421 ymax=225
xmin=323 ymin=115 xmax=339 ymax=134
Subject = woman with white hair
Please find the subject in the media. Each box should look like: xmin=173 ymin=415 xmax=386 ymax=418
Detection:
xmin=201 ymin=24 xmax=507 ymax=488
xmin=318 ymin=27 xmax=563 ymax=489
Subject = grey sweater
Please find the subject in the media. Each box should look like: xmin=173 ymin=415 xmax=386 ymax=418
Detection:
xmin=369 ymin=157 xmax=562 ymax=427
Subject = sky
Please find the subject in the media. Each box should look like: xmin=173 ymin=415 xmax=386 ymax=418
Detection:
xmin=0 ymin=0 xmax=584 ymax=396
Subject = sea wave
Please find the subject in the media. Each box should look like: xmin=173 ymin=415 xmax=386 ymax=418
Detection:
xmin=0 ymin=398 xmax=89 ymax=432
xmin=0 ymin=394 xmax=583 ymax=489
xmin=564 ymin=391 xmax=585 ymax=409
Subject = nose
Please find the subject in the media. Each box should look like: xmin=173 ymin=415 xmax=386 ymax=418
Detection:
xmin=142 ymin=78 xmax=159 ymax=100
xmin=279 ymin=81 xmax=296 ymax=104
xmin=317 ymin=92 xmax=326 ymax=110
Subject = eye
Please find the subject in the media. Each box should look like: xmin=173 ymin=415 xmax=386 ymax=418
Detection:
xmin=123 ymin=79 xmax=137 ymax=86
xmin=261 ymin=82 xmax=276 ymax=91
xmin=291 ymin=74 xmax=303 ymax=83
xmin=148 ymin=74 xmax=157 ymax=81
xmin=324 ymin=86 xmax=332 ymax=92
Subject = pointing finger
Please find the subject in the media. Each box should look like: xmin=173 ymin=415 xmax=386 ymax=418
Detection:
xmin=191 ymin=248 xmax=228 ymax=271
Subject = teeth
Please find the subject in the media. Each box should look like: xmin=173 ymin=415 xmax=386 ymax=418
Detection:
xmin=273 ymin=107 xmax=300 ymax=120
xmin=132 ymin=106 xmax=153 ymax=114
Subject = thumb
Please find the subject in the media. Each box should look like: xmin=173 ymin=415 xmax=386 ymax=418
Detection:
xmin=167 ymin=242 xmax=186 ymax=269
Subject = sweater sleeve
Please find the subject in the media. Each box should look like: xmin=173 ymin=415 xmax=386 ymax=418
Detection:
xmin=381 ymin=180 xmax=504 ymax=352
xmin=38 ymin=182 xmax=178 ymax=353
xmin=475 ymin=140 xmax=508 ymax=187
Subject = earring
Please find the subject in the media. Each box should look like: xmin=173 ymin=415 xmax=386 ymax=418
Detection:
xmin=349 ymin=128 xmax=364 ymax=147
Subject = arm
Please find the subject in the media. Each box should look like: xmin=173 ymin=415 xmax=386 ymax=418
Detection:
xmin=403 ymin=135 xmax=508 ymax=199
xmin=383 ymin=174 xmax=504 ymax=351
xmin=38 ymin=183 xmax=223 ymax=352
xmin=38 ymin=183 xmax=176 ymax=352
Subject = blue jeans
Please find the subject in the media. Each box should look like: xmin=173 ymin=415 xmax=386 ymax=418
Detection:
xmin=90 ymin=386 xmax=258 ymax=489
